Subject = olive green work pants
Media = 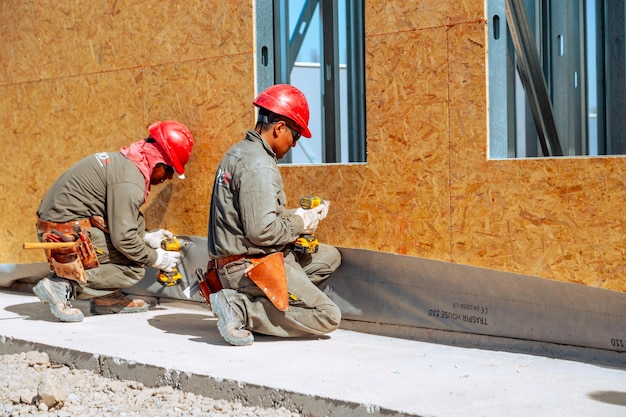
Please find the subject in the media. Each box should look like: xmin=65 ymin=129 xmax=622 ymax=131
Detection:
xmin=218 ymin=244 xmax=342 ymax=338
xmin=37 ymin=226 xmax=145 ymax=299
xmin=76 ymin=227 xmax=145 ymax=299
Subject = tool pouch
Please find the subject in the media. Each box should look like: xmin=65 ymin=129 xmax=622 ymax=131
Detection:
xmin=89 ymin=215 xmax=109 ymax=233
xmin=196 ymin=273 xmax=212 ymax=305
xmin=77 ymin=233 xmax=100 ymax=270
xmin=43 ymin=232 xmax=100 ymax=283
xmin=204 ymin=263 xmax=224 ymax=294
xmin=244 ymin=252 xmax=289 ymax=311
xmin=193 ymin=264 xmax=224 ymax=306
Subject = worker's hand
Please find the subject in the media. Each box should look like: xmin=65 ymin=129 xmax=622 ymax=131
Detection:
xmin=319 ymin=200 xmax=330 ymax=220
xmin=152 ymin=248 xmax=181 ymax=272
xmin=294 ymin=203 xmax=326 ymax=234
xmin=143 ymin=229 xmax=174 ymax=249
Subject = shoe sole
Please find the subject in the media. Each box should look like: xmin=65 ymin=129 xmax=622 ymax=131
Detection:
xmin=90 ymin=304 xmax=149 ymax=315
xmin=33 ymin=280 xmax=84 ymax=323
xmin=210 ymin=292 xmax=253 ymax=346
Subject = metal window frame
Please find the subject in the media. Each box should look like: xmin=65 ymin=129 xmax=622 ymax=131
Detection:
xmin=254 ymin=0 xmax=366 ymax=163
xmin=604 ymin=0 xmax=626 ymax=154
xmin=488 ymin=0 xmax=626 ymax=158
xmin=489 ymin=0 xmax=587 ymax=158
xmin=346 ymin=0 xmax=366 ymax=162
xmin=256 ymin=0 xmax=275 ymax=93
xmin=508 ymin=0 xmax=564 ymax=156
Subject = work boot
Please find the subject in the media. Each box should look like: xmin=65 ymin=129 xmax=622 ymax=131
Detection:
xmin=90 ymin=291 xmax=149 ymax=315
xmin=210 ymin=290 xmax=253 ymax=346
xmin=33 ymin=275 xmax=84 ymax=323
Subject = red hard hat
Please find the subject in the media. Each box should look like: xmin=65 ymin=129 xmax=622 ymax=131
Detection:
xmin=253 ymin=84 xmax=312 ymax=138
xmin=149 ymin=120 xmax=194 ymax=179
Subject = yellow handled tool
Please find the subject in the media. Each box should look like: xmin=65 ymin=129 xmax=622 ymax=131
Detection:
xmin=294 ymin=196 xmax=322 ymax=254
xmin=156 ymin=236 xmax=187 ymax=287
xmin=23 ymin=241 xmax=78 ymax=250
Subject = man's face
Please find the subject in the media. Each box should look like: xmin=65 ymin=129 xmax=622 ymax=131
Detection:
xmin=150 ymin=163 xmax=174 ymax=185
xmin=272 ymin=120 xmax=301 ymax=159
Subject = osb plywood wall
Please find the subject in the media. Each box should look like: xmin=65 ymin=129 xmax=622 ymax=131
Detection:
xmin=0 ymin=0 xmax=254 ymax=267
xmin=2 ymin=1 xmax=625 ymax=293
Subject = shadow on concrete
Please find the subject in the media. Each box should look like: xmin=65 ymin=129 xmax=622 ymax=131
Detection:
xmin=588 ymin=391 xmax=626 ymax=407
xmin=147 ymin=312 xmax=332 ymax=346
xmin=147 ymin=313 xmax=225 ymax=345
xmin=3 ymin=300 xmax=91 ymax=323
xmin=3 ymin=296 xmax=161 ymax=322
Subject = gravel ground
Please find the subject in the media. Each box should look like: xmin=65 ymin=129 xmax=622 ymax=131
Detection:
xmin=0 ymin=351 xmax=302 ymax=417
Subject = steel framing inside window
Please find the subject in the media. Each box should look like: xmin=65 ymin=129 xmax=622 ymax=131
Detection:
xmin=255 ymin=0 xmax=366 ymax=164
xmin=488 ymin=0 xmax=626 ymax=158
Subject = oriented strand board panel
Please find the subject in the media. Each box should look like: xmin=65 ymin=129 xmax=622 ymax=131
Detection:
xmin=1 ymin=0 xmax=254 ymax=264
xmin=0 ymin=0 xmax=40 ymax=84
xmin=284 ymin=26 xmax=452 ymax=259
xmin=2 ymin=71 xmax=145 ymax=265
xmin=36 ymin=0 xmax=251 ymax=79
xmin=2 ymin=0 xmax=626 ymax=295
xmin=365 ymin=0 xmax=483 ymax=34
xmin=446 ymin=23 xmax=626 ymax=292
xmin=140 ymin=54 xmax=256 ymax=236
xmin=0 ymin=82 xmax=45 ymax=264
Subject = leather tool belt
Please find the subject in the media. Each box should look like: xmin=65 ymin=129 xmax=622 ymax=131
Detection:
xmin=215 ymin=254 xmax=267 ymax=274
xmin=37 ymin=218 xmax=92 ymax=235
xmin=193 ymin=255 xmax=239 ymax=307
xmin=212 ymin=253 xmax=289 ymax=311
xmin=36 ymin=217 xmax=100 ymax=283
xmin=215 ymin=254 xmax=246 ymax=268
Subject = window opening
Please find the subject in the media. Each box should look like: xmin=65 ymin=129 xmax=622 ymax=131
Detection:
xmin=488 ymin=0 xmax=626 ymax=158
xmin=255 ymin=0 xmax=366 ymax=164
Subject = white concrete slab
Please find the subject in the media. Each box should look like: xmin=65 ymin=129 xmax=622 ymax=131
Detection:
xmin=1 ymin=289 xmax=625 ymax=417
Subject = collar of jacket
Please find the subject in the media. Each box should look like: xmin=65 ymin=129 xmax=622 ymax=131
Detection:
xmin=246 ymin=130 xmax=278 ymax=161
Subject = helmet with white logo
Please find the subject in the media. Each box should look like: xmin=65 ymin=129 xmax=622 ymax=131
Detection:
xmin=149 ymin=120 xmax=194 ymax=179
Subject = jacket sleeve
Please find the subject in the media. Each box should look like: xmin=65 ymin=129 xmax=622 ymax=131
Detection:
xmin=238 ymin=166 xmax=303 ymax=247
xmin=106 ymin=182 xmax=157 ymax=266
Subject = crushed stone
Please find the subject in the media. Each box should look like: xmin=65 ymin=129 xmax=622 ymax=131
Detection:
xmin=0 ymin=351 xmax=302 ymax=417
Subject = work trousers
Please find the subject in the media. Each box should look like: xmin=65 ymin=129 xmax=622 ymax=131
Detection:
xmin=49 ymin=227 xmax=145 ymax=299
xmin=218 ymin=244 xmax=342 ymax=338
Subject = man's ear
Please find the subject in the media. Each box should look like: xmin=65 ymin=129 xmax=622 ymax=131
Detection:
xmin=271 ymin=121 xmax=281 ymax=138
xmin=273 ymin=120 xmax=286 ymax=137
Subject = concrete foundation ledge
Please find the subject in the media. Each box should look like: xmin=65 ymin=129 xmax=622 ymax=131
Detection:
xmin=0 ymin=336 xmax=407 ymax=417
xmin=2 ymin=290 xmax=626 ymax=417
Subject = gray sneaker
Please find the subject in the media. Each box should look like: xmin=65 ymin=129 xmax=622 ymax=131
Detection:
xmin=33 ymin=275 xmax=84 ymax=322
xmin=209 ymin=290 xmax=253 ymax=346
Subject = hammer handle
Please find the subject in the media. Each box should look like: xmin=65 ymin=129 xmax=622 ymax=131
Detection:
xmin=23 ymin=242 xmax=78 ymax=250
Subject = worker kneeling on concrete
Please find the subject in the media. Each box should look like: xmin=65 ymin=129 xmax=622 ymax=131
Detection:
xmin=31 ymin=121 xmax=194 ymax=323
xmin=207 ymin=84 xmax=341 ymax=346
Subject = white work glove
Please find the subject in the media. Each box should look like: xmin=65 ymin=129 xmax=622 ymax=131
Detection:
xmin=294 ymin=203 xmax=326 ymax=234
xmin=143 ymin=229 xmax=174 ymax=249
xmin=319 ymin=200 xmax=330 ymax=220
xmin=152 ymin=248 xmax=181 ymax=272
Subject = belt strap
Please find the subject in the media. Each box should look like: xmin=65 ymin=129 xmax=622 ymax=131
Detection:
xmin=215 ymin=254 xmax=246 ymax=268
xmin=37 ymin=218 xmax=92 ymax=236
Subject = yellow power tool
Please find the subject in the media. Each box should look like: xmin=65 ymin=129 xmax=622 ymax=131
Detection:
xmin=293 ymin=196 xmax=322 ymax=254
xmin=156 ymin=236 xmax=186 ymax=286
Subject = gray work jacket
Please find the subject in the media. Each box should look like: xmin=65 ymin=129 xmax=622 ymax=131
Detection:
xmin=37 ymin=152 xmax=156 ymax=267
xmin=208 ymin=130 xmax=304 ymax=259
